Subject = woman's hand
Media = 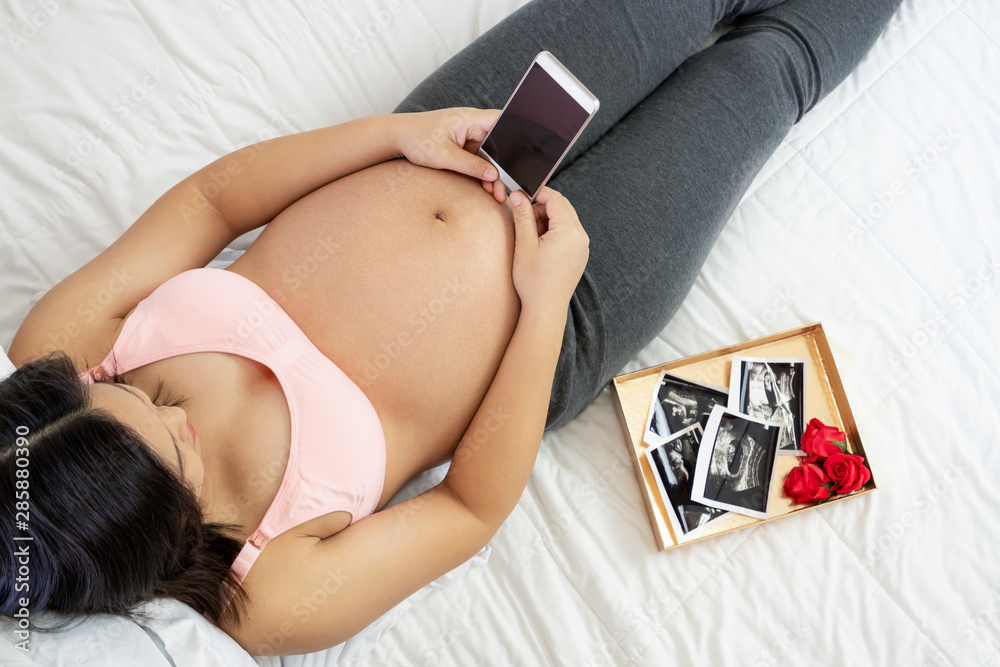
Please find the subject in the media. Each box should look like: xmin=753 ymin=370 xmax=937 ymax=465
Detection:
xmin=391 ymin=107 xmax=501 ymax=183
xmin=508 ymin=186 xmax=589 ymax=316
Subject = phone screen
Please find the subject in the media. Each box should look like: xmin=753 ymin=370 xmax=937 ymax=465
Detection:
xmin=481 ymin=62 xmax=592 ymax=196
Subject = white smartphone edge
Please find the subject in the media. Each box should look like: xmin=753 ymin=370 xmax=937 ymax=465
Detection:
xmin=478 ymin=50 xmax=599 ymax=200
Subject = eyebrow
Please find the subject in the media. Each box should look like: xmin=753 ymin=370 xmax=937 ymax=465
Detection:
xmin=105 ymin=383 xmax=184 ymax=473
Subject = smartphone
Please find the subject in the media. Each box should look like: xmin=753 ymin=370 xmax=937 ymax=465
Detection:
xmin=477 ymin=51 xmax=599 ymax=201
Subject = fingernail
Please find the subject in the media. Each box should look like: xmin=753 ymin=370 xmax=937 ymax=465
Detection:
xmin=510 ymin=192 xmax=522 ymax=206
xmin=485 ymin=167 xmax=497 ymax=180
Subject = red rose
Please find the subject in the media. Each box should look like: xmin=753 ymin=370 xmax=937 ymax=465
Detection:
xmin=783 ymin=463 xmax=831 ymax=504
xmin=823 ymin=452 xmax=871 ymax=495
xmin=801 ymin=418 xmax=847 ymax=462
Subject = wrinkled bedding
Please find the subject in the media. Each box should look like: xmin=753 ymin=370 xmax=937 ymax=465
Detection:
xmin=1 ymin=0 xmax=998 ymax=665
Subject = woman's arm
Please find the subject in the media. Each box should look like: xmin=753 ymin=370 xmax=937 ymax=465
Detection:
xmin=442 ymin=187 xmax=589 ymax=528
xmin=9 ymin=108 xmax=502 ymax=369
xmin=442 ymin=305 xmax=565 ymax=526
xmin=189 ymin=108 xmax=501 ymax=237
xmin=187 ymin=115 xmax=396 ymax=237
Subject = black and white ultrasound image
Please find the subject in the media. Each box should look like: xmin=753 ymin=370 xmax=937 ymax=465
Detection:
xmin=736 ymin=360 xmax=805 ymax=453
xmin=647 ymin=374 xmax=728 ymax=443
xmin=702 ymin=414 xmax=780 ymax=513
xmin=648 ymin=426 xmax=726 ymax=534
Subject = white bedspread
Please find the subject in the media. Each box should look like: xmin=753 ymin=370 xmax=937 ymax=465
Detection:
xmin=2 ymin=0 xmax=998 ymax=665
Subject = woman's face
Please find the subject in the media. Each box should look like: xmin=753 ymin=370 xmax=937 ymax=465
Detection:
xmin=89 ymin=383 xmax=204 ymax=497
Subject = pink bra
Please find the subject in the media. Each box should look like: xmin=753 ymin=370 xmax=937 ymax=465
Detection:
xmin=77 ymin=268 xmax=386 ymax=606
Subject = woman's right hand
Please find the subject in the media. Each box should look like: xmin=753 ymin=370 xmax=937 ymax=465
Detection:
xmin=507 ymin=186 xmax=589 ymax=317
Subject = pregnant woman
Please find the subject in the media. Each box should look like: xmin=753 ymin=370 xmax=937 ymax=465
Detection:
xmin=0 ymin=0 xmax=902 ymax=655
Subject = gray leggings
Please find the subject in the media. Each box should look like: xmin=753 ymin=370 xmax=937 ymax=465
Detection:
xmin=392 ymin=0 xmax=904 ymax=430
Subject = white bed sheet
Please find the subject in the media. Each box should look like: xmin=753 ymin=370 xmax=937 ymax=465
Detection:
xmin=2 ymin=0 xmax=998 ymax=665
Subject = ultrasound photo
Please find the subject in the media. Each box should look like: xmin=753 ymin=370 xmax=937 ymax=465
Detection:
xmin=691 ymin=405 xmax=781 ymax=520
xmin=646 ymin=424 xmax=728 ymax=543
xmin=728 ymin=356 xmax=806 ymax=455
xmin=644 ymin=371 xmax=729 ymax=447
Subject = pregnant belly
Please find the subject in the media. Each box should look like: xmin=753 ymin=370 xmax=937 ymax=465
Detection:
xmin=225 ymin=159 xmax=521 ymax=493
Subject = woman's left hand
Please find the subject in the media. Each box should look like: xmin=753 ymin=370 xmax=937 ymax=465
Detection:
xmin=392 ymin=107 xmax=501 ymax=184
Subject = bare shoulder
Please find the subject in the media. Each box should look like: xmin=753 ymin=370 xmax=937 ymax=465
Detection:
xmin=215 ymin=485 xmax=492 ymax=656
xmin=7 ymin=176 xmax=236 ymax=369
xmin=217 ymin=530 xmax=331 ymax=653
xmin=8 ymin=314 xmax=128 ymax=374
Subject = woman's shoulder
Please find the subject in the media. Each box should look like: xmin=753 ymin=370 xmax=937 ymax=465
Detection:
xmin=8 ymin=310 xmax=132 ymax=375
xmin=219 ymin=516 xmax=350 ymax=645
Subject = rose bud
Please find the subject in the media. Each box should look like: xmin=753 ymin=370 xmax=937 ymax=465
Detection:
xmin=823 ymin=452 xmax=872 ymax=495
xmin=783 ymin=463 xmax=831 ymax=505
xmin=801 ymin=418 xmax=847 ymax=463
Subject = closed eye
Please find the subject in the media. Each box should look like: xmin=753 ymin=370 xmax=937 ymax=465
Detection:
xmin=106 ymin=382 xmax=184 ymax=476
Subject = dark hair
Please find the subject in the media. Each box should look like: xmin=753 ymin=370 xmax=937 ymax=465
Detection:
xmin=0 ymin=350 xmax=251 ymax=632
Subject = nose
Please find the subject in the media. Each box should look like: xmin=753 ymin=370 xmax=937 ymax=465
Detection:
xmin=158 ymin=405 xmax=190 ymax=443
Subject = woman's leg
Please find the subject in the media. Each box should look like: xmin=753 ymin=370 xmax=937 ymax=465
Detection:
xmin=391 ymin=0 xmax=786 ymax=423
xmin=541 ymin=0 xmax=904 ymax=430
xmin=392 ymin=0 xmax=904 ymax=430
xmin=393 ymin=0 xmax=787 ymax=166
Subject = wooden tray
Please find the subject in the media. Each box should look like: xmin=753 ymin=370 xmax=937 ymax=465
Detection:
xmin=610 ymin=322 xmax=877 ymax=550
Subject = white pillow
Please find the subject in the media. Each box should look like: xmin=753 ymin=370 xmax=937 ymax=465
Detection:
xmin=0 ymin=346 xmax=14 ymax=380
xmin=0 ymin=341 xmax=489 ymax=665
xmin=1 ymin=599 xmax=258 ymax=667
